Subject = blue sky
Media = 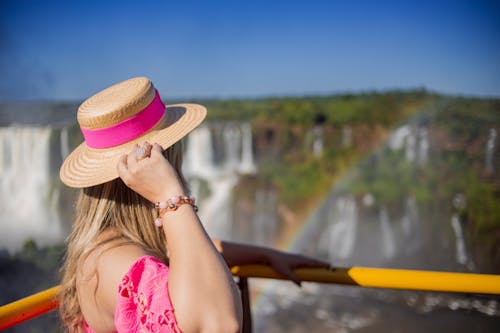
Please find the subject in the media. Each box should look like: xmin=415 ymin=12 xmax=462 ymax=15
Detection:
xmin=1 ymin=0 xmax=499 ymax=100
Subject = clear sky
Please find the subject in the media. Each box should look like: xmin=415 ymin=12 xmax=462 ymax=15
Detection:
xmin=1 ymin=0 xmax=499 ymax=101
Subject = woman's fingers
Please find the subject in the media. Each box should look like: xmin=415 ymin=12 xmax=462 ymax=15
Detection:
xmin=117 ymin=154 xmax=131 ymax=184
xmin=142 ymin=142 xmax=153 ymax=157
xmin=126 ymin=144 xmax=141 ymax=171
xmin=274 ymin=262 xmax=302 ymax=287
xmin=150 ymin=143 xmax=164 ymax=158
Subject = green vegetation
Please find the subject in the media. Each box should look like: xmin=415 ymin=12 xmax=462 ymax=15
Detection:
xmin=204 ymin=90 xmax=435 ymax=211
xmin=195 ymin=89 xmax=433 ymax=126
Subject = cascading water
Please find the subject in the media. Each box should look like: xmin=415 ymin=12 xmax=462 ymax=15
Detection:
xmin=389 ymin=125 xmax=411 ymax=150
xmin=60 ymin=127 xmax=70 ymax=160
xmin=0 ymin=127 xmax=62 ymax=252
xmin=450 ymin=213 xmax=468 ymax=265
xmin=312 ymin=126 xmax=324 ymax=158
xmin=485 ymin=128 xmax=497 ymax=173
xmin=183 ymin=125 xmax=217 ymax=179
xmin=379 ymin=208 xmax=396 ymax=259
xmin=390 ymin=125 xmax=429 ymax=166
xmin=239 ymin=123 xmax=257 ymax=174
xmin=417 ymin=127 xmax=429 ymax=166
xmin=183 ymin=122 xmax=257 ymax=239
xmin=223 ymin=125 xmax=241 ymax=170
xmin=319 ymin=196 xmax=358 ymax=262
xmin=401 ymin=196 xmax=420 ymax=255
xmin=406 ymin=128 xmax=417 ymax=162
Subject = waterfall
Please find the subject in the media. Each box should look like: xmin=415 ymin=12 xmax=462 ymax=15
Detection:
xmin=198 ymin=175 xmax=238 ymax=239
xmin=401 ymin=196 xmax=420 ymax=254
xmin=239 ymin=123 xmax=257 ymax=174
xmin=389 ymin=125 xmax=428 ymax=166
xmin=485 ymin=128 xmax=497 ymax=173
xmin=389 ymin=125 xmax=410 ymax=150
xmin=405 ymin=130 xmax=417 ymax=162
xmin=183 ymin=125 xmax=217 ymax=179
xmin=450 ymin=214 xmax=468 ymax=265
xmin=60 ymin=127 xmax=70 ymax=160
xmin=327 ymin=196 xmax=358 ymax=261
xmin=379 ymin=208 xmax=396 ymax=259
xmin=402 ymin=196 xmax=418 ymax=236
xmin=418 ymin=127 xmax=429 ymax=166
xmin=224 ymin=125 xmax=241 ymax=171
xmin=183 ymin=122 xmax=257 ymax=238
xmin=312 ymin=125 xmax=324 ymax=157
xmin=0 ymin=127 xmax=62 ymax=252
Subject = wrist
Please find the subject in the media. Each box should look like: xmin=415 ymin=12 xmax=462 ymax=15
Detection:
xmin=152 ymin=182 xmax=186 ymax=204
xmin=154 ymin=194 xmax=198 ymax=227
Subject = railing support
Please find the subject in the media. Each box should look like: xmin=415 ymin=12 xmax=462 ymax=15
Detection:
xmin=237 ymin=277 xmax=252 ymax=333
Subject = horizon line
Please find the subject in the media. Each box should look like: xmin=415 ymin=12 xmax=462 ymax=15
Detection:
xmin=1 ymin=86 xmax=499 ymax=104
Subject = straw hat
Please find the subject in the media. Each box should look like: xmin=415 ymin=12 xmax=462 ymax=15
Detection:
xmin=60 ymin=77 xmax=207 ymax=188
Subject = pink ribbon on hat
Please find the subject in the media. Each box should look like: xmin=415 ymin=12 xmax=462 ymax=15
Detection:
xmin=81 ymin=90 xmax=166 ymax=149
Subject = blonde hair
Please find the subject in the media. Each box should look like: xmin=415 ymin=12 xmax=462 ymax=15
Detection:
xmin=59 ymin=142 xmax=186 ymax=332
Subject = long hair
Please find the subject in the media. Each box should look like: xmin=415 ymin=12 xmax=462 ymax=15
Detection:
xmin=59 ymin=142 xmax=187 ymax=332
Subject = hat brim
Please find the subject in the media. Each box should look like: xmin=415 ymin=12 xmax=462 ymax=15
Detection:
xmin=60 ymin=103 xmax=207 ymax=188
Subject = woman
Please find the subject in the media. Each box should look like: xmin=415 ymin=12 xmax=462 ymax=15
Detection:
xmin=59 ymin=77 xmax=328 ymax=333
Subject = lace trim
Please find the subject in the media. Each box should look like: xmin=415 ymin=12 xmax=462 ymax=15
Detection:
xmin=116 ymin=256 xmax=182 ymax=333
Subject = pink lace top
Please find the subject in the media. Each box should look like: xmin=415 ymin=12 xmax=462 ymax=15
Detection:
xmin=85 ymin=255 xmax=182 ymax=333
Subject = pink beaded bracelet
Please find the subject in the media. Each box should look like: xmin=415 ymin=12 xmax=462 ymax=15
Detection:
xmin=153 ymin=195 xmax=198 ymax=227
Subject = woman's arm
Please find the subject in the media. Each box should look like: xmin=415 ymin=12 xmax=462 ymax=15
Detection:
xmin=118 ymin=143 xmax=242 ymax=333
xmin=212 ymin=239 xmax=330 ymax=286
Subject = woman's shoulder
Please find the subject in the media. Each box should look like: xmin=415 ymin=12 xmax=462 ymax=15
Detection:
xmin=77 ymin=235 xmax=149 ymax=332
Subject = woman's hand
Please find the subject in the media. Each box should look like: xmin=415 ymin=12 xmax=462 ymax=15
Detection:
xmin=266 ymin=249 xmax=330 ymax=287
xmin=213 ymin=240 xmax=330 ymax=287
xmin=117 ymin=142 xmax=185 ymax=203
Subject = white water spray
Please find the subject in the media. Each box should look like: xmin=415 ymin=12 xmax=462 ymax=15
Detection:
xmin=60 ymin=127 xmax=70 ymax=160
xmin=389 ymin=125 xmax=428 ymax=166
xmin=239 ymin=123 xmax=257 ymax=174
xmin=0 ymin=127 xmax=62 ymax=252
xmin=418 ymin=127 xmax=429 ymax=166
xmin=485 ymin=128 xmax=497 ymax=173
xmin=327 ymin=196 xmax=358 ymax=261
xmin=183 ymin=123 xmax=257 ymax=238
xmin=450 ymin=214 xmax=468 ymax=265
xmin=312 ymin=126 xmax=324 ymax=157
xmin=389 ymin=125 xmax=410 ymax=150
xmin=379 ymin=208 xmax=395 ymax=259
xmin=183 ymin=126 xmax=217 ymax=179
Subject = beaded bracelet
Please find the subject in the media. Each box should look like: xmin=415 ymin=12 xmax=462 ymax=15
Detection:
xmin=153 ymin=195 xmax=198 ymax=227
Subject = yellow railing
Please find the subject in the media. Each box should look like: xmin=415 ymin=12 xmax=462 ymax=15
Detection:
xmin=0 ymin=286 xmax=59 ymax=331
xmin=1 ymin=265 xmax=500 ymax=331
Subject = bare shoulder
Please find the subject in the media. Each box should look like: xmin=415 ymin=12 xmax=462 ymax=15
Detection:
xmin=77 ymin=237 xmax=147 ymax=332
